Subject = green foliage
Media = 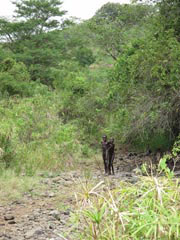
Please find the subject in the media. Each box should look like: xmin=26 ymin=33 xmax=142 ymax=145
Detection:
xmin=88 ymin=3 xmax=154 ymax=59
xmin=53 ymin=60 xmax=112 ymax=144
xmin=158 ymin=0 xmax=180 ymax=40
xmin=15 ymin=30 xmax=65 ymax=84
xmin=0 ymin=0 xmax=67 ymax=85
xmin=74 ymin=177 xmax=180 ymax=239
xmin=7 ymin=0 xmax=65 ymax=38
xmin=107 ymin=30 xmax=180 ymax=149
xmin=0 ymin=58 xmax=31 ymax=96
xmin=0 ymin=0 xmax=180 ymax=162
xmin=0 ymin=92 xmax=86 ymax=174
xmin=84 ymin=206 xmax=105 ymax=225
xmin=75 ymin=47 xmax=96 ymax=67
xmin=158 ymin=154 xmax=174 ymax=178
xmin=172 ymin=136 xmax=180 ymax=157
xmin=157 ymin=135 xmax=180 ymax=176
xmin=0 ymin=134 xmax=14 ymax=169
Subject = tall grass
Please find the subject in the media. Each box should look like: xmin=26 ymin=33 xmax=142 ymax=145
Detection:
xmin=0 ymin=92 xmax=85 ymax=175
xmin=73 ymin=176 xmax=180 ymax=239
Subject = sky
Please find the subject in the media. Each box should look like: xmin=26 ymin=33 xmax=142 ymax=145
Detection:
xmin=0 ymin=0 xmax=131 ymax=20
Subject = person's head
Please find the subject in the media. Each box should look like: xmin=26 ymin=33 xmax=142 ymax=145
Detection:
xmin=102 ymin=135 xmax=107 ymax=141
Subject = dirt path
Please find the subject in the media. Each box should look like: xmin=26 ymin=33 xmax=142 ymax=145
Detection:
xmin=0 ymin=171 xmax=84 ymax=240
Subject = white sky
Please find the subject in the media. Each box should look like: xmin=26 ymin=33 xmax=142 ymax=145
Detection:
xmin=0 ymin=0 xmax=131 ymax=20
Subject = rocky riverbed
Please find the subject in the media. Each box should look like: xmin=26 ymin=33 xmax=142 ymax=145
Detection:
xmin=0 ymin=151 xmax=179 ymax=240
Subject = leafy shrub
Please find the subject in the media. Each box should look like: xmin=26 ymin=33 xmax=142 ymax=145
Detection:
xmin=0 ymin=92 xmax=85 ymax=174
xmin=108 ymin=32 xmax=180 ymax=150
xmin=75 ymin=47 xmax=96 ymax=67
xmin=0 ymin=58 xmax=31 ymax=96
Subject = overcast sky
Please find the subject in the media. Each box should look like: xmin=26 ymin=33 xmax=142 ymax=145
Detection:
xmin=0 ymin=0 xmax=131 ymax=20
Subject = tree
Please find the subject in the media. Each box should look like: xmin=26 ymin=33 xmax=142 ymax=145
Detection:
xmin=158 ymin=0 xmax=180 ymax=41
xmin=88 ymin=3 xmax=154 ymax=60
xmin=0 ymin=0 xmax=66 ymax=42
xmin=134 ymin=0 xmax=180 ymax=40
xmin=0 ymin=0 xmax=67 ymax=85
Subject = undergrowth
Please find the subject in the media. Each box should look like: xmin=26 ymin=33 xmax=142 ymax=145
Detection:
xmin=73 ymin=176 xmax=180 ymax=239
xmin=0 ymin=92 xmax=92 ymax=175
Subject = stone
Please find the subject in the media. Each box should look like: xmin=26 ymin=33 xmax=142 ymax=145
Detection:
xmin=52 ymin=177 xmax=61 ymax=183
xmin=4 ymin=215 xmax=15 ymax=221
xmin=48 ymin=192 xmax=55 ymax=198
xmin=8 ymin=220 xmax=16 ymax=224
xmin=12 ymin=200 xmax=22 ymax=205
xmin=63 ymin=210 xmax=70 ymax=216
xmin=49 ymin=210 xmax=60 ymax=220
xmin=49 ymin=224 xmax=54 ymax=229
xmin=25 ymin=227 xmax=43 ymax=239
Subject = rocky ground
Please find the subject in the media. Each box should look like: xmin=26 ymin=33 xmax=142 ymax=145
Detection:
xmin=0 ymin=151 xmax=179 ymax=240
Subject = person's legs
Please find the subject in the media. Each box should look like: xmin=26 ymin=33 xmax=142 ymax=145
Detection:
xmin=108 ymin=154 xmax=112 ymax=175
xmin=111 ymin=161 xmax=114 ymax=175
xmin=103 ymin=152 xmax=108 ymax=173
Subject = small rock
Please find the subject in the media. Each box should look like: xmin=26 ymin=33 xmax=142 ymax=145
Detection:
xmin=60 ymin=219 xmax=66 ymax=225
xmin=63 ymin=210 xmax=70 ymax=216
xmin=25 ymin=227 xmax=43 ymax=239
xmin=127 ymin=177 xmax=139 ymax=184
xmin=28 ymin=216 xmax=35 ymax=221
xmin=48 ymin=192 xmax=55 ymax=198
xmin=12 ymin=200 xmax=22 ymax=205
xmin=8 ymin=220 xmax=16 ymax=224
xmin=48 ymin=172 xmax=54 ymax=178
xmin=2 ymin=234 xmax=11 ymax=239
xmin=49 ymin=224 xmax=54 ymax=229
xmin=49 ymin=210 xmax=60 ymax=220
xmin=4 ymin=215 xmax=15 ymax=221
xmin=53 ymin=177 xmax=61 ymax=183
xmin=41 ymin=179 xmax=49 ymax=184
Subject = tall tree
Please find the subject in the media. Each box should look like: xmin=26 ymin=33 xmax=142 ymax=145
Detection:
xmin=0 ymin=0 xmax=67 ymax=84
xmin=88 ymin=3 xmax=154 ymax=60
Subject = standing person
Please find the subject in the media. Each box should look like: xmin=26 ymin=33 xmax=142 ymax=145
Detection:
xmin=101 ymin=135 xmax=108 ymax=174
xmin=107 ymin=138 xmax=115 ymax=175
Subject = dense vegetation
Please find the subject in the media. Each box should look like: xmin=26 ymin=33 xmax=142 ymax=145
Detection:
xmin=1 ymin=1 xmax=180 ymax=239
xmin=0 ymin=0 xmax=180 ymax=173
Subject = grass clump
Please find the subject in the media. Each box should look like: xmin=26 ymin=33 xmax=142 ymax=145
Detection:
xmin=0 ymin=169 xmax=41 ymax=204
xmin=73 ymin=176 xmax=180 ymax=239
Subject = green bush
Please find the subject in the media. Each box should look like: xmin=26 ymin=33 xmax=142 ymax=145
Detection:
xmin=0 ymin=58 xmax=31 ymax=96
xmin=107 ymin=32 xmax=180 ymax=150
xmin=75 ymin=47 xmax=96 ymax=67
xmin=0 ymin=92 xmax=85 ymax=174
